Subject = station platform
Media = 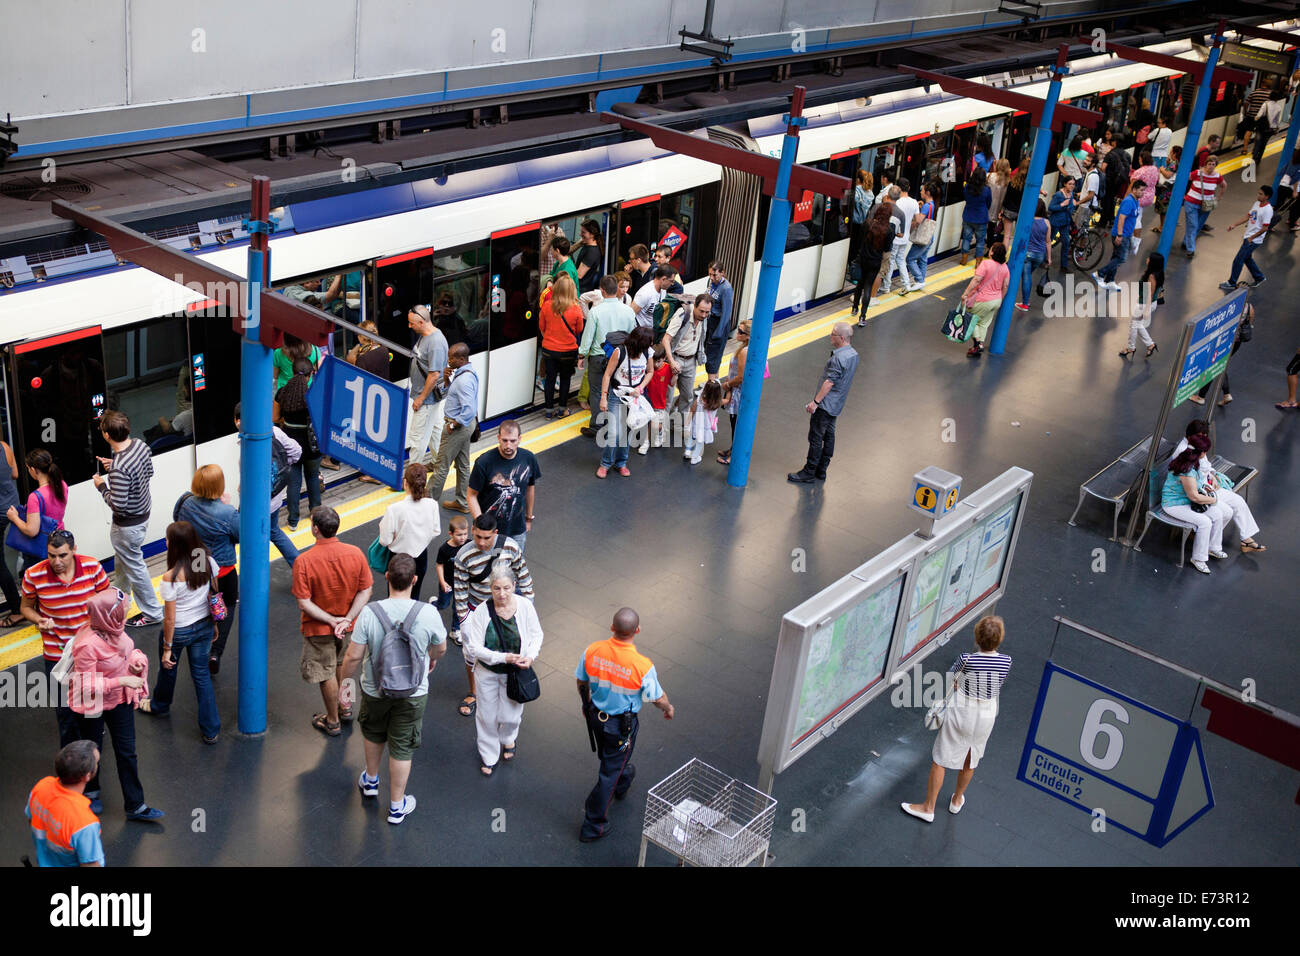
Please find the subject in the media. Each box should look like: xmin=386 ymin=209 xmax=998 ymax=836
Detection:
xmin=2 ymin=148 xmax=1297 ymax=868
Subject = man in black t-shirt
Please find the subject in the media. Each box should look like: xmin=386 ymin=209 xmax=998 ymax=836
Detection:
xmin=466 ymin=420 xmax=540 ymax=553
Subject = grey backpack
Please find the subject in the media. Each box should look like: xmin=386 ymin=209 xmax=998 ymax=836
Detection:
xmin=369 ymin=602 xmax=428 ymax=698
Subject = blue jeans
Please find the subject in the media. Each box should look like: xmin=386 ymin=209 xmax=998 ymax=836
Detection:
xmin=1051 ymin=223 xmax=1070 ymax=272
xmin=906 ymin=239 xmax=931 ymax=283
xmin=598 ymin=401 xmax=629 ymax=470
xmin=1183 ymin=204 xmax=1207 ymax=253
xmin=150 ymin=618 xmax=221 ymax=739
xmin=1228 ymin=240 xmax=1264 ymax=284
xmin=79 ymin=703 xmax=145 ymax=811
xmin=286 ymin=455 xmax=322 ymax=526
xmin=1098 ymin=237 xmax=1130 ymax=282
xmin=270 ymin=506 xmax=299 ymax=566
xmin=1020 ymin=253 xmax=1046 ymax=305
xmin=961 ymin=221 xmax=987 ymax=258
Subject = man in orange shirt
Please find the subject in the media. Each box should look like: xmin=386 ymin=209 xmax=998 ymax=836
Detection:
xmin=575 ymin=607 xmax=673 ymax=843
xmin=26 ymin=741 xmax=104 ymax=867
xmin=291 ymin=507 xmax=373 ymax=736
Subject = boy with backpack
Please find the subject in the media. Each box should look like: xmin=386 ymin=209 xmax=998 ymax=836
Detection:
xmin=339 ymin=553 xmax=446 ymax=825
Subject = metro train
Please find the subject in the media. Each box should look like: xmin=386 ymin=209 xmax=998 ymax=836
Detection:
xmin=0 ymin=24 xmax=1293 ymax=563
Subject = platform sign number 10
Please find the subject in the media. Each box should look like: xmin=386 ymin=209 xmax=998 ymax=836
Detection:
xmin=343 ymin=374 xmax=392 ymax=443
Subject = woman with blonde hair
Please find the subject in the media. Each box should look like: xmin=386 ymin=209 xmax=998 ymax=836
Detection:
xmin=461 ymin=561 xmax=543 ymax=776
xmin=173 ymin=464 xmax=240 ymax=674
xmin=987 ymin=157 xmax=1013 ymax=223
xmin=538 ymin=272 xmax=585 ymax=419
xmin=903 ymin=615 xmax=1012 ymax=821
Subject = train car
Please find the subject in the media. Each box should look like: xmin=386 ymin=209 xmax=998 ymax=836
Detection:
xmin=0 ymin=26 xmax=1290 ymax=563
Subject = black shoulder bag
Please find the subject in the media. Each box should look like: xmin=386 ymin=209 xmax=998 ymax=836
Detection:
xmin=486 ymin=599 xmax=540 ymax=704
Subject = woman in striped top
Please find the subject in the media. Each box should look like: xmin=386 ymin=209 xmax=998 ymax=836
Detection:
xmin=903 ymin=616 xmax=1012 ymax=822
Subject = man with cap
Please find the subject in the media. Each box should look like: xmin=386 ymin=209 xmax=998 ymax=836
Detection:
xmin=575 ymin=607 xmax=673 ymax=843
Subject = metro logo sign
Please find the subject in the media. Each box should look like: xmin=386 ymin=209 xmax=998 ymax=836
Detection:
xmin=658 ymin=225 xmax=688 ymax=253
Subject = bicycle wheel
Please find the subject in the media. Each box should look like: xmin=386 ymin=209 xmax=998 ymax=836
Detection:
xmin=1074 ymin=229 xmax=1107 ymax=272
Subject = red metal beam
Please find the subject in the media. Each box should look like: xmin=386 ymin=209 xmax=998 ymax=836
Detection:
xmin=598 ymin=112 xmax=851 ymax=201
xmin=49 ymin=198 xmax=332 ymax=349
xmin=1083 ymin=38 xmax=1252 ymax=86
xmin=897 ymin=65 xmax=1102 ymax=130
xmin=1230 ymin=23 xmax=1300 ymax=48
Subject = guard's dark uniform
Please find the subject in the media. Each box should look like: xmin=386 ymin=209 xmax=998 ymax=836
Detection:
xmin=575 ymin=637 xmax=664 ymax=841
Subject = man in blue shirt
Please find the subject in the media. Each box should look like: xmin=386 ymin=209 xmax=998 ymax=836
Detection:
xmin=1278 ymin=148 xmax=1300 ymax=232
xmin=426 ymin=343 xmax=479 ymax=514
xmin=1093 ymin=180 xmax=1145 ymax=290
xmin=703 ymin=261 xmax=734 ymax=382
xmin=789 ymin=322 xmax=860 ymax=483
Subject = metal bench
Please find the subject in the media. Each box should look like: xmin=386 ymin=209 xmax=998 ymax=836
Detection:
xmin=1133 ymin=453 xmax=1259 ymax=566
xmin=1068 ymin=436 xmax=1173 ymax=541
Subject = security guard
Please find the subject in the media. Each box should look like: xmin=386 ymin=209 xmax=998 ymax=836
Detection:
xmin=575 ymin=607 xmax=673 ymax=843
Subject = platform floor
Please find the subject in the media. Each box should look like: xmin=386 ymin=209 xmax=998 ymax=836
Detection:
xmin=3 ymin=149 xmax=1298 ymax=867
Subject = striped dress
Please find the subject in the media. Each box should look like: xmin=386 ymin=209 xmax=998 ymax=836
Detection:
xmin=933 ymin=650 xmax=1013 ymax=770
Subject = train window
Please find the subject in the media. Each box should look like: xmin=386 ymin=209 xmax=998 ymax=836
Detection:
xmin=374 ymin=252 xmax=432 ymax=383
xmin=434 ymin=242 xmax=491 ymax=354
xmin=659 ymin=189 xmax=699 ymax=279
xmin=186 ymin=307 xmax=241 ymax=446
xmin=489 ymin=226 xmax=540 ymax=355
xmin=104 ymin=317 xmax=195 ymax=456
xmin=1207 ymin=81 xmax=1244 ymax=121
xmin=616 ymin=197 xmax=659 ymax=273
xmin=8 ymin=326 xmax=110 ymax=487
xmin=924 ymin=133 xmax=952 ymax=193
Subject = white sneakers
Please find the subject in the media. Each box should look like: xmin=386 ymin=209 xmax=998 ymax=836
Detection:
xmin=388 ymin=794 xmax=417 ymax=825
xmin=638 ymin=442 xmax=649 ymax=455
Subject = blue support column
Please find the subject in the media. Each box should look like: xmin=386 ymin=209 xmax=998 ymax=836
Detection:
xmin=237 ymin=176 xmax=273 ymax=735
xmin=1271 ymin=50 xmax=1300 ymax=200
xmin=1156 ymin=36 xmax=1224 ymax=263
xmin=727 ymin=92 xmax=807 ymax=488
xmin=988 ymin=67 xmax=1064 ymax=354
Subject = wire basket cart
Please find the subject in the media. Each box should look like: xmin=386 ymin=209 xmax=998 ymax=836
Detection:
xmin=639 ymin=758 xmax=777 ymax=867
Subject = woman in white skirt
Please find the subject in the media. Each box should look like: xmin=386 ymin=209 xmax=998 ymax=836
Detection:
xmin=903 ymin=616 xmax=1012 ymax=822
xmin=461 ymin=561 xmax=543 ymax=776
xmin=1172 ymin=421 xmax=1266 ymax=555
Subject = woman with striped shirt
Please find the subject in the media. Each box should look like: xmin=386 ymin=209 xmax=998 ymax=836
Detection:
xmin=903 ymin=615 xmax=1013 ymax=822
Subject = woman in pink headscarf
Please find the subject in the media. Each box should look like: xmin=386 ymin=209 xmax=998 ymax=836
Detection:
xmin=69 ymin=588 xmax=165 ymax=821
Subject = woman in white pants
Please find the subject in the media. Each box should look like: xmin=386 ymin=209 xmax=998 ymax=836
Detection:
xmin=461 ymin=561 xmax=543 ymax=776
xmin=1173 ymin=422 xmax=1267 ymax=554
xmin=1121 ymin=253 xmax=1163 ymax=359
xmin=903 ymin=616 xmax=1013 ymax=822
xmin=1160 ymin=435 xmax=1233 ymax=574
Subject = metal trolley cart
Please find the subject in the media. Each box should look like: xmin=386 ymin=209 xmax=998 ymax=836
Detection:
xmin=638 ymin=759 xmax=777 ymax=867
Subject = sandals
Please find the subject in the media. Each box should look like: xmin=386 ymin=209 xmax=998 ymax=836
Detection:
xmin=501 ymin=745 xmax=516 ymax=762
xmin=338 ymin=704 xmax=354 ymax=723
xmin=311 ymin=713 xmax=342 ymax=737
xmin=0 ymin=614 xmax=25 ymax=629
xmin=480 ymin=765 xmax=494 ymax=776
xmin=1241 ymin=540 xmax=1267 ymax=553
xmin=716 ymin=451 xmax=731 ymax=465
xmin=1276 ymin=402 xmax=1299 ymax=409
xmin=458 ymin=696 xmax=477 ymax=718
xmin=1118 ymin=348 xmax=1135 ymax=358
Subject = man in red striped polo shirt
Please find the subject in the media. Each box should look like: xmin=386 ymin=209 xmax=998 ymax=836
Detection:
xmin=20 ymin=529 xmax=110 ymax=748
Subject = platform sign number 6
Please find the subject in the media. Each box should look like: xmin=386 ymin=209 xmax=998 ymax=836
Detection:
xmin=343 ymin=375 xmax=392 ymax=444
xmin=1079 ymin=698 xmax=1129 ymax=772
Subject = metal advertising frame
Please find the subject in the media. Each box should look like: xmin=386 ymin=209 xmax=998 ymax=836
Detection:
xmin=756 ymin=467 xmax=1033 ymax=793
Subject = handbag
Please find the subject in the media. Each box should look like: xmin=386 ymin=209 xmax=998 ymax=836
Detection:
xmin=208 ymin=581 xmax=228 ymax=622
xmin=941 ymin=305 xmax=976 ymax=343
xmin=49 ymin=632 xmax=79 ymax=686
xmin=6 ymin=489 xmax=58 ymax=559
xmin=367 ymin=536 xmax=393 ymax=572
xmin=911 ymin=214 xmax=937 ymax=247
xmin=486 ymin=599 xmax=540 ymax=703
xmin=924 ymin=657 xmax=968 ymax=731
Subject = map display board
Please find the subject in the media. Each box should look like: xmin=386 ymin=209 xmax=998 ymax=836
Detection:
xmin=757 ymin=468 xmax=1033 ymax=788
xmin=898 ymin=495 xmax=1021 ymax=666
xmin=791 ymin=573 xmax=905 ymax=747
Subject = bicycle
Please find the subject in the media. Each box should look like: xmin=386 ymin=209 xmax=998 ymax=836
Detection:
xmin=1068 ymin=208 xmax=1108 ymax=272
